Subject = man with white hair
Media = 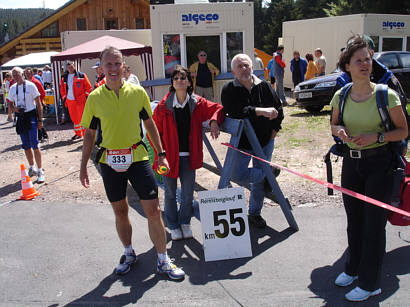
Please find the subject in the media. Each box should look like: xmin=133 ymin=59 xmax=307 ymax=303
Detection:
xmin=221 ymin=54 xmax=284 ymax=228
xmin=8 ymin=67 xmax=45 ymax=183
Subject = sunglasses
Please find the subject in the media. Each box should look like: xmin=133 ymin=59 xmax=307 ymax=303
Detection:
xmin=173 ymin=76 xmax=187 ymax=81
xmin=199 ymin=54 xmax=207 ymax=57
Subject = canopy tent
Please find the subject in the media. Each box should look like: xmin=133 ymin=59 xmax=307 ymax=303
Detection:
xmin=1 ymin=51 xmax=58 ymax=70
xmin=50 ymin=35 xmax=153 ymax=123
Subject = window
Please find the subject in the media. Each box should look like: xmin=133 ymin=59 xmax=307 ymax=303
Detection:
xmin=379 ymin=54 xmax=400 ymax=69
xmin=41 ymin=22 xmax=58 ymax=37
xmin=399 ymin=53 xmax=410 ymax=68
xmin=77 ymin=18 xmax=86 ymax=31
xmin=407 ymin=37 xmax=410 ymax=52
xmin=105 ymin=18 xmax=118 ymax=30
xmin=226 ymin=32 xmax=243 ymax=72
xmin=163 ymin=34 xmax=181 ymax=78
xmin=382 ymin=37 xmax=403 ymax=51
xmin=136 ymin=18 xmax=144 ymax=29
xmin=186 ymin=35 xmax=221 ymax=74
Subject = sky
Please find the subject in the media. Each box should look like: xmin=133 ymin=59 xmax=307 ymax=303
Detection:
xmin=0 ymin=0 xmax=71 ymax=9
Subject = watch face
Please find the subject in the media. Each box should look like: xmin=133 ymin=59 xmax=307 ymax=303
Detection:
xmin=378 ymin=133 xmax=384 ymax=143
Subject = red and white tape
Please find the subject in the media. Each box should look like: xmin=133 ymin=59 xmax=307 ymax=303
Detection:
xmin=222 ymin=143 xmax=410 ymax=218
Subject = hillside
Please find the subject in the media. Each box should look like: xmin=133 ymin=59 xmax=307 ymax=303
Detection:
xmin=0 ymin=8 xmax=55 ymax=45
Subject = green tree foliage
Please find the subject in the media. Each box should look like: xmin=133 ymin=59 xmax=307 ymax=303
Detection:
xmin=0 ymin=8 xmax=54 ymax=45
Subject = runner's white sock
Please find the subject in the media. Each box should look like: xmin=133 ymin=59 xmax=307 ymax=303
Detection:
xmin=37 ymin=168 xmax=43 ymax=173
xmin=124 ymin=245 xmax=133 ymax=255
xmin=157 ymin=252 xmax=168 ymax=262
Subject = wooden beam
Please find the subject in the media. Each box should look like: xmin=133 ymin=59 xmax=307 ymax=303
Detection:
xmin=0 ymin=0 xmax=87 ymax=55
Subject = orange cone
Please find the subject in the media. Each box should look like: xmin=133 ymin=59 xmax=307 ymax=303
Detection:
xmin=19 ymin=164 xmax=40 ymax=200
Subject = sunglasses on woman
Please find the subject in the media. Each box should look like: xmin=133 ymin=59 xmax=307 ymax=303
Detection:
xmin=173 ymin=76 xmax=187 ymax=81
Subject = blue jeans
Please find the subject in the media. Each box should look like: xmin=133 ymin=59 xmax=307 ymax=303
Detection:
xmin=274 ymin=74 xmax=286 ymax=104
xmin=230 ymin=139 xmax=275 ymax=216
xmin=163 ymin=156 xmax=195 ymax=230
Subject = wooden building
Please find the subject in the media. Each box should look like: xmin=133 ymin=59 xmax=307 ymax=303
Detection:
xmin=0 ymin=0 xmax=150 ymax=65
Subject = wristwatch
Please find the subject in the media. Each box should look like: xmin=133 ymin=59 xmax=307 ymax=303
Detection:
xmin=377 ymin=132 xmax=385 ymax=143
xmin=158 ymin=151 xmax=166 ymax=158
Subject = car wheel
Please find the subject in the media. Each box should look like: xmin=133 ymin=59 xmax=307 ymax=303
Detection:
xmin=305 ymin=106 xmax=324 ymax=113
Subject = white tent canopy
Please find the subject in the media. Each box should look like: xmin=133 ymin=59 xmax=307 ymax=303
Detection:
xmin=1 ymin=51 xmax=58 ymax=70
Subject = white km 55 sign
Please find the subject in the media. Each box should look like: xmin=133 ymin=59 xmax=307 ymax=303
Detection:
xmin=198 ymin=187 xmax=252 ymax=262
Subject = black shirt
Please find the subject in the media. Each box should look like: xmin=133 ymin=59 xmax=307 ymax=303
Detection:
xmin=221 ymin=77 xmax=284 ymax=149
xmin=196 ymin=63 xmax=212 ymax=88
xmin=174 ymin=103 xmax=191 ymax=152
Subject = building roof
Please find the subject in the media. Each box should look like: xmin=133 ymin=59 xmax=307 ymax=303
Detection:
xmin=51 ymin=35 xmax=151 ymax=61
xmin=0 ymin=0 xmax=87 ymax=57
xmin=1 ymin=51 xmax=59 ymax=70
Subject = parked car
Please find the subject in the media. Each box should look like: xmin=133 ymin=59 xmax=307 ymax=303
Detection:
xmin=294 ymin=51 xmax=410 ymax=113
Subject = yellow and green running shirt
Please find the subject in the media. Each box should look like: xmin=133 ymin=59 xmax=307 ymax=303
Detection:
xmin=330 ymin=86 xmax=401 ymax=150
xmin=81 ymin=81 xmax=152 ymax=163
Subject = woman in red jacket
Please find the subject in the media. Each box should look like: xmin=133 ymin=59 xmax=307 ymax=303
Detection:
xmin=152 ymin=65 xmax=224 ymax=240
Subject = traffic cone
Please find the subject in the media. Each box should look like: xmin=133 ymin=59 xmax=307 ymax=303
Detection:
xmin=19 ymin=164 xmax=40 ymax=200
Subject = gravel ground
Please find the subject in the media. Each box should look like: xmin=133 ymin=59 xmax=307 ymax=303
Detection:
xmin=0 ymin=101 xmax=343 ymax=211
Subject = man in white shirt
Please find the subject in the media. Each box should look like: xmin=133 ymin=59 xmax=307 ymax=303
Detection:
xmin=314 ymin=48 xmax=327 ymax=76
xmin=42 ymin=65 xmax=53 ymax=88
xmin=8 ymin=67 xmax=45 ymax=183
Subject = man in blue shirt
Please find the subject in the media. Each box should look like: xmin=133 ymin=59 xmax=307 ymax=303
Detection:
xmin=266 ymin=54 xmax=275 ymax=88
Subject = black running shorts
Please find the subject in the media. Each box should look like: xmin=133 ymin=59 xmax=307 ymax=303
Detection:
xmin=100 ymin=160 xmax=158 ymax=203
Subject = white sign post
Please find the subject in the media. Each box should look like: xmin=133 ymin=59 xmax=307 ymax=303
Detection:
xmin=198 ymin=187 xmax=252 ymax=262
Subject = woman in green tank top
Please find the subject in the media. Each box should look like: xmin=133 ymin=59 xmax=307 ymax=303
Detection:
xmin=329 ymin=35 xmax=407 ymax=302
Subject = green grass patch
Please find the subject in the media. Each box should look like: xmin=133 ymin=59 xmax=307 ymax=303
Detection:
xmin=286 ymin=137 xmax=310 ymax=148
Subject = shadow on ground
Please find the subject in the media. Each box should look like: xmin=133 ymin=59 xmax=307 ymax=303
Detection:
xmin=308 ymin=245 xmax=410 ymax=306
xmin=290 ymin=110 xmax=331 ymax=118
xmin=63 ymin=224 xmax=295 ymax=306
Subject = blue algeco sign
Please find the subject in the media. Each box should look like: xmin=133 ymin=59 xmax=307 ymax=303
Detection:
xmin=182 ymin=13 xmax=219 ymax=25
xmin=382 ymin=21 xmax=405 ymax=30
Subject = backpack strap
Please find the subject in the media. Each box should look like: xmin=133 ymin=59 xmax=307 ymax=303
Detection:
xmin=375 ymin=83 xmax=392 ymax=131
xmin=337 ymin=82 xmax=353 ymax=125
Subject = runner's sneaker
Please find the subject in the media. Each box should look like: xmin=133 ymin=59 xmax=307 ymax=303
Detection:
xmin=28 ymin=166 xmax=38 ymax=177
xmin=157 ymin=257 xmax=185 ymax=280
xmin=37 ymin=169 xmax=45 ymax=184
xmin=115 ymin=250 xmax=138 ymax=275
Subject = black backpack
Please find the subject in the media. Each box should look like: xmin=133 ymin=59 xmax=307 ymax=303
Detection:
xmin=324 ymin=83 xmax=408 ymax=195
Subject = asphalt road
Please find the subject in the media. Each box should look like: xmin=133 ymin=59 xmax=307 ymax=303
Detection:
xmin=0 ymin=200 xmax=409 ymax=306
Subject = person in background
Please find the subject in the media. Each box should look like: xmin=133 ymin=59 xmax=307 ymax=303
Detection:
xmin=4 ymin=73 xmax=14 ymax=122
xmin=254 ymin=53 xmax=264 ymax=70
xmin=152 ymin=65 xmax=224 ymax=240
xmin=123 ymin=65 xmax=140 ymax=85
xmin=330 ymin=35 xmax=407 ymax=302
xmin=221 ymin=54 xmax=284 ymax=229
xmin=304 ymin=53 xmax=318 ymax=81
xmin=60 ymin=61 xmax=92 ymax=140
xmin=92 ymin=61 xmax=105 ymax=89
xmin=266 ymin=53 xmax=276 ymax=89
xmin=314 ymin=48 xmax=326 ymax=76
xmin=32 ymin=68 xmax=44 ymax=87
xmin=80 ymin=46 xmax=185 ymax=280
xmin=42 ymin=65 xmax=53 ymax=89
xmin=8 ymin=67 xmax=45 ymax=183
xmin=290 ymin=51 xmax=308 ymax=88
xmin=273 ymin=45 xmax=287 ymax=106
xmin=24 ymin=68 xmax=45 ymax=104
xmin=189 ymin=50 xmax=220 ymax=101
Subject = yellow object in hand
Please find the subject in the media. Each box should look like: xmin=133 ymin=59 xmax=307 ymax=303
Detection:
xmin=157 ymin=166 xmax=168 ymax=175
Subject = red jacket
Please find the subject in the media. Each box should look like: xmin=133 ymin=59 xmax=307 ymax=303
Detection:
xmin=152 ymin=93 xmax=225 ymax=178
xmin=60 ymin=71 xmax=92 ymax=105
xmin=30 ymin=77 xmax=45 ymax=102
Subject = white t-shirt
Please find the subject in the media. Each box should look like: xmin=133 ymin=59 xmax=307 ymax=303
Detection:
xmin=42 ymin=70 xmax=53 ymax=84
xmin=127 ymin=74 xmax=140 ymax=86
xmin=8 ymin=80 xmax=40 ymax=112
xmin=67 ymin=73 xmax=75 ymax=100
